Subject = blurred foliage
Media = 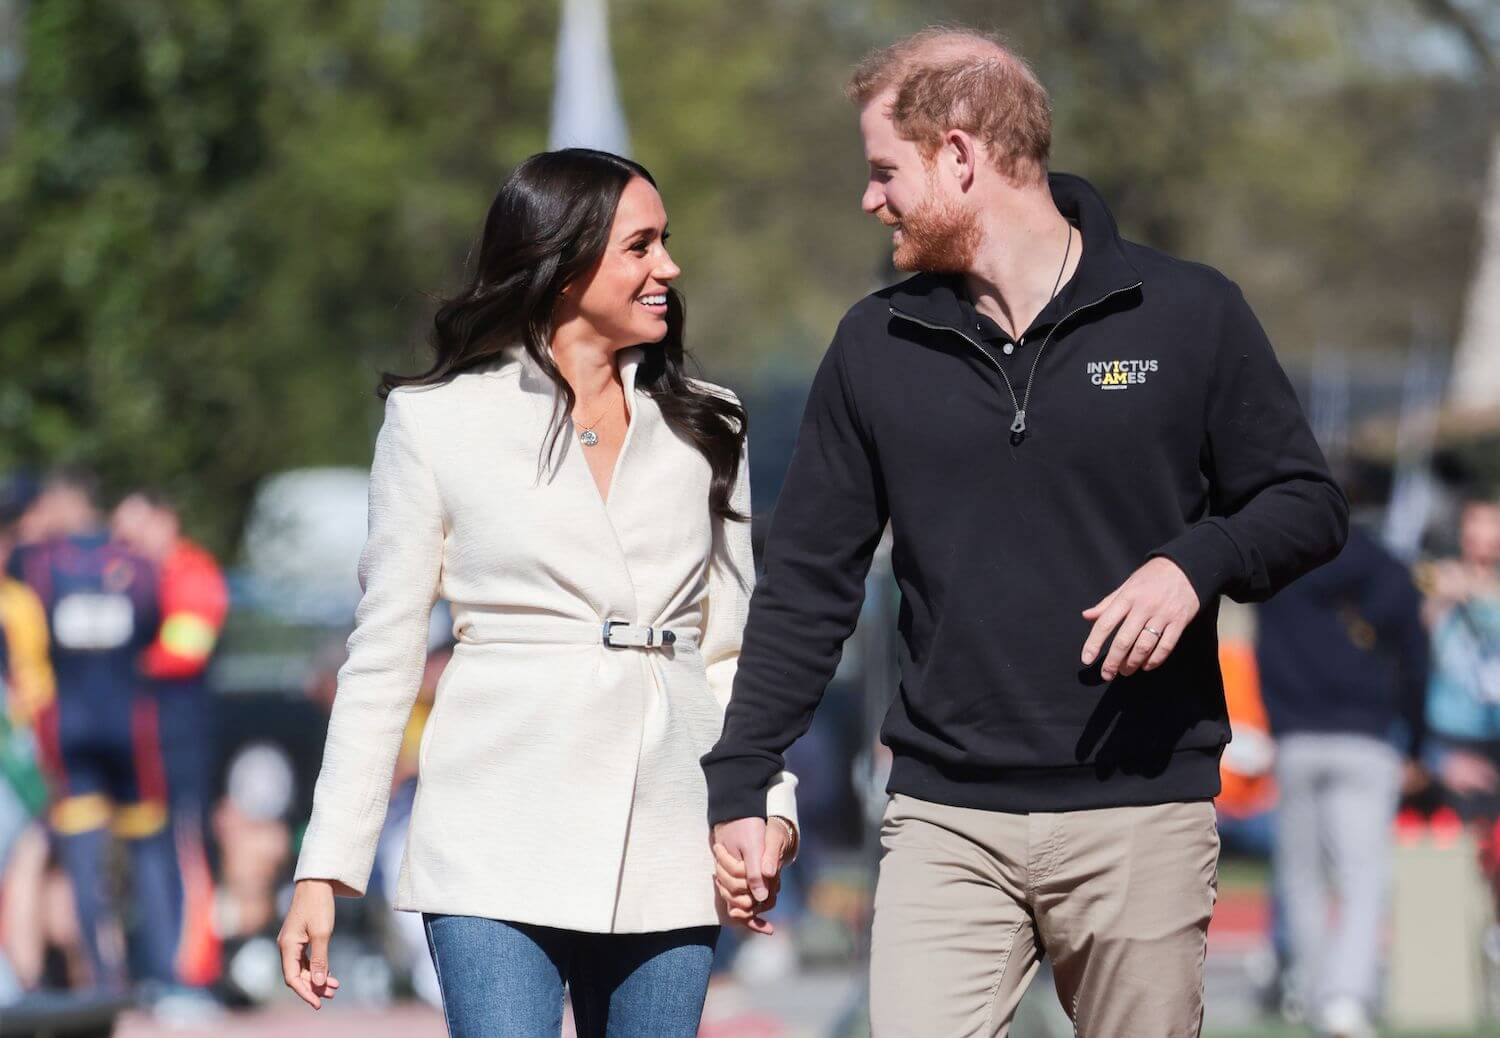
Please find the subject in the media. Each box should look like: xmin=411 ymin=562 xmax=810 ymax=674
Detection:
xmin=0 ymin=0 xmax=1493 ymax=554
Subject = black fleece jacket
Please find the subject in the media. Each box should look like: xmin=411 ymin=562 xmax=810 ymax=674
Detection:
xmin=703 ymin=173 xmax=1349 ymax=821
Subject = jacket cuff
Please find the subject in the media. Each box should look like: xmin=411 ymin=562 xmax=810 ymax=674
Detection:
xmin=705 ymin=756 xmax=778 ymax=826
xmin=1148 ymin=521 xmax=1243 ymax=607
xmin=764 ymin=770 xmax=800 ymax=833
xmin=293 ymin=826 xmax=375 ymax=897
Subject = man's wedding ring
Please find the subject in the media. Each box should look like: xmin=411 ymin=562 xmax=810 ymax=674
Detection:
xmin=1144 ymin=626 xmax=1162 ymax=637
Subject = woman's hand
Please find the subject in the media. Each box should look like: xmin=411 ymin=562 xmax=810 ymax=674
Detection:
xmin=712 ymin=816 xmax=796 ymax=935
xmin=278 ymin=879 xmax=343 ymax=1009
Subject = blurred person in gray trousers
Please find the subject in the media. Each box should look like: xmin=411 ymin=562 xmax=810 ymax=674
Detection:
xmin=1257 ymin=507 xmax=1429 ymax=1038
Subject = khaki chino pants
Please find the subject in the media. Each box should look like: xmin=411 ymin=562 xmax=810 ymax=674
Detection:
xmin=870 ymin=793 xmax=1220 ymax=1037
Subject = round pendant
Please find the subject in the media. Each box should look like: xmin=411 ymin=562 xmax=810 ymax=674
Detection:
xmin=579 ymin=429 xmax=599 ymax=447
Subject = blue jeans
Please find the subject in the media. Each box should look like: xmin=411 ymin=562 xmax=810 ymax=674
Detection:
xmin=422 ymin=914 xmax=718 ymax=1038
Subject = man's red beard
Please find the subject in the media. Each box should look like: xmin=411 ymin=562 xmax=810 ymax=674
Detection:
xmin=882 ymin=188 xmax=982 ymax=273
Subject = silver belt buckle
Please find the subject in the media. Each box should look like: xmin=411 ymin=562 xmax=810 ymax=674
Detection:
xmin=601 ymin=620 xmax=677 ymax=648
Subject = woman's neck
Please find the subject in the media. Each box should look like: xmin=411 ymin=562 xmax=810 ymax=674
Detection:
xmin=550 ymin=323 xmax=621 ymax=406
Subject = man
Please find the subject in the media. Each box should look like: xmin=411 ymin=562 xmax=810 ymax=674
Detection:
xmin=1258 ymin=516 xmax=1428 ymax=1038
xmin=703 ymin=27 xmax=1347 ymax=1036
xmin=9 ymin=472 xmax=181 ymax=994
xmin=112 ymin=491 xmax=229 ymax=991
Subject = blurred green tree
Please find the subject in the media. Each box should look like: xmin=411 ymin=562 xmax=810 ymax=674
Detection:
xmin=0 ymin=0 xmax=556 ymax=551
xmin=0 ymin=0 xmax=1492 ymax=553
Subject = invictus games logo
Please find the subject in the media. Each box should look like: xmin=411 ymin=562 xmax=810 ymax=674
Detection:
xmin=1087 ymin=359 xmax=1159 ymax=390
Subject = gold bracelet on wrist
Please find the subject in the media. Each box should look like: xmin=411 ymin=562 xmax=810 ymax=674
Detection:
xmin=768 ymin=815 xmax=799 ymax=864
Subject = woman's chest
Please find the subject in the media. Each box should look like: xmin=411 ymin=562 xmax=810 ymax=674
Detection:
xmin=418 ymin=386 xmax=716 ymax=571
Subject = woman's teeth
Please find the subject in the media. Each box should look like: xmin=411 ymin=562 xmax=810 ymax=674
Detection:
xmin=638 ymin=294 xmax=666 ymax=306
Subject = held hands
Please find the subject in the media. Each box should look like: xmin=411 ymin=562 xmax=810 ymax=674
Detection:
xmin=712 ymin=816 xmax=796 ymax=935
xmin=1081 ymin=557 xmax=1200 ymax=680
xmin=278 ymin=879 xmax=342 ymax=1009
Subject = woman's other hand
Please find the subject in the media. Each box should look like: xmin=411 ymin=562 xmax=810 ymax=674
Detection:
xmin=278 ymin=879 xmax=342 ymax=1009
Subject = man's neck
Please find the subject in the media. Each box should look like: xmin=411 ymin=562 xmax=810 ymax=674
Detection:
xmin=962 ymin=183 xmax=1081 ymax=341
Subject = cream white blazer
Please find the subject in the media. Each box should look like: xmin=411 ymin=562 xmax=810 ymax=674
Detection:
xmin=294 ymin=343 xmax=798 ymax=933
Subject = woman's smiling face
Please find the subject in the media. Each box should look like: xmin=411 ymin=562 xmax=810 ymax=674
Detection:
xmin=562 ymin=176 xmax=681 ymax=350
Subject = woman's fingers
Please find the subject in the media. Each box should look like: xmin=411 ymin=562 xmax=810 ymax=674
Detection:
xmin=716 ymin=860 xmax=748 ymax=890
xmin=279 ymin=929 xmax=320 ymax=1009
xmin=716 ymin=880 xmax=754 ymax=911
xmin=713 ymin=842 xmax=747 ymax=876
xmin=743 ymin=913 xmax=775 ymax=936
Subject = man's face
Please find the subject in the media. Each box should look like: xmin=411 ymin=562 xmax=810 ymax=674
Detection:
xmin=1460 ymin=502 xmax=1500 ymax=570
xmin=110 ymin=494 xmax=177 ymax=561
xmin=859 ymin=92 xmax=981 ymax=273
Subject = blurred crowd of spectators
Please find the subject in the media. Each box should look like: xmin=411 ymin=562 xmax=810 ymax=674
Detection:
xmin=1 ymin=463 xmax=1499 ymax=1036
xmin=1217 ymin=482 xmax=1500 ymax=1036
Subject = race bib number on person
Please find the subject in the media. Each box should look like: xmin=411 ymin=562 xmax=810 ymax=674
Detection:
xmin=53 ymin=593 xmax=135 ymax=650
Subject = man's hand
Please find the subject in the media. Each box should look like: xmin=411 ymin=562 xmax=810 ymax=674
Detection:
xmin=1082 ymin=557 xmax=1200 ymax=680
xmin=712 ymin=817 xmax=792 ymax=935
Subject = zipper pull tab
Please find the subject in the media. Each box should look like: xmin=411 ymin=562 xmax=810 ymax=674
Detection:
xmin=1009 ymin=409 xmax=1028 ymax=446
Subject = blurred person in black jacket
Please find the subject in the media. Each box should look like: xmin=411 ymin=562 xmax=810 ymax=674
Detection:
xmin=1258 ymin=512 xmax=1428 ymax=1038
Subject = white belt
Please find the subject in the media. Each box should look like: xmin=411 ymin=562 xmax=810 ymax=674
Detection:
xmin=600 ymin=620 xmax=678 ymax=648
xmin=455 ymin=614 xmax=692 ymax=650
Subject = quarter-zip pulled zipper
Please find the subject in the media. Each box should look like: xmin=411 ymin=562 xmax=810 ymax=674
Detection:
xmin=889 ymin=280 xmax=1142 ymax=441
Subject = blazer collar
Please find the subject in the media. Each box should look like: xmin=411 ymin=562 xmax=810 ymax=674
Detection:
xmin=495 ymin=342 xmax=647 ymax=399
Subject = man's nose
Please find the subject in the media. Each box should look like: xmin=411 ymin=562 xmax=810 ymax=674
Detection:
xmin=861 ymin=183 xmax=885 ymax=214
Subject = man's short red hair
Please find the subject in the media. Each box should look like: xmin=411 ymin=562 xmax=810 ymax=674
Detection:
xmin=847 ymin=26 xmax=1052 ymax=187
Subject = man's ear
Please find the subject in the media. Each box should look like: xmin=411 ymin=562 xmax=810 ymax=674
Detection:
xmin=945 ymin=130 xmax=978 ymax=192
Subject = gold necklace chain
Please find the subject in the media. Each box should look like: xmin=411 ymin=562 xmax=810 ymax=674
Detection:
xmin=573 ymin=396 xmax=618 ymax=447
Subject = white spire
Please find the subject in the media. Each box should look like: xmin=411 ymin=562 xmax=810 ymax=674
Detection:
xmin=1449 ymin=133 xmax=1500 ymax=411
xmin=548 ymin=0 xmax=631 ymax=156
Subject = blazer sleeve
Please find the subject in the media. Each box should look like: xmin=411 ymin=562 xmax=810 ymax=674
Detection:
xmin=700 ymin=423 xmax=799 ymax=831
xmin=294 ymin=391 xmax=444 ymax=895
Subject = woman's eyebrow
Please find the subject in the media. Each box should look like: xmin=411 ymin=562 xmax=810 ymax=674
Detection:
xmin=621 ymin=223 xmax=668 ymax=243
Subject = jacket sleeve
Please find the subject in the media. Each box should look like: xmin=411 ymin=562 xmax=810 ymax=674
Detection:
xmin=144 ymin=553 xmax=229 ymax=681
xmin=700 ymin=408 xmax=799 ymax=830
xmin=294 ymin=391 xmax=444 ymax=895
xmin=1150 ymin=281 xmax=1349 ymax=604
xmin=5 ymin=584 xmax=55 ymax=725
xmin=702 ymin=325 xmax=888 ymax=825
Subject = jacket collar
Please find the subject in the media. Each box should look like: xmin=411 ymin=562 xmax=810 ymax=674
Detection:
xmin=886 ymin=172 xmax=1142 ymax=332
xmin=493 ymin=341 xmax=646 ymax=400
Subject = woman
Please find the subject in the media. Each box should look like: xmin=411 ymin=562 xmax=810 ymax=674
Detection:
xmin=277 ymin=149 xmax=799 ymax=1037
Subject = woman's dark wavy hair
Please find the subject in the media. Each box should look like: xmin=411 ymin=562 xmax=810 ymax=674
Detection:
xmin=381 ymin=148 xmax=748 ymax=522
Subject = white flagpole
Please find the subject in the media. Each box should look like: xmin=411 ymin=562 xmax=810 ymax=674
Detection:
xmin=549 ymin=0 xmax=631 ymax=156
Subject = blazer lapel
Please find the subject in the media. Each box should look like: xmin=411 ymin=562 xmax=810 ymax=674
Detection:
xmin=504 ymin=342 xmax=647 ymax=623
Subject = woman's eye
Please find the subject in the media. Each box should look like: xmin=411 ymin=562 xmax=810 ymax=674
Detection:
xmin=631 ymin=242 xmax=649 ymax=254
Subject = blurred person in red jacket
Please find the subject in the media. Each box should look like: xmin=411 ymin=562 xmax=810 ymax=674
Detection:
xmin=112 ymin=491 xmax=229 ymax=993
